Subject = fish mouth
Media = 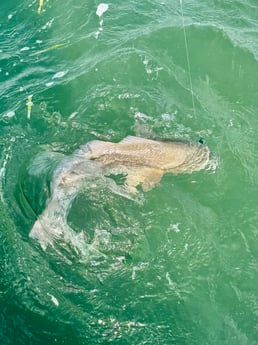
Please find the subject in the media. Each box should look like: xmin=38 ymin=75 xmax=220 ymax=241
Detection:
xmin=163 ymin=144 xmax=210 ymax=173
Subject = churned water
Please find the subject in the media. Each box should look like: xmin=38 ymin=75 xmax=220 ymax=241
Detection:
xmin=0 ymin=1 xmax=257 ymax=344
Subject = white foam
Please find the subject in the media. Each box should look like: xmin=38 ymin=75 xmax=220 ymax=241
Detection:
xmin=98 ymin=319 xmax=105 ymax=325
xmin=0 ymin=145 xmax=12 ymax=203
xmin=134 ymin=111 xmax=152 ymax=121
xmin=96 ymin=3 xmax=109 ymax=17
xmin=46 ymin=81 xmax=54 ymax=87
xmin=8 ymin=14 xmax=13 ymax=20
xmin=118 ymin=93 xmax=140 ymax=99
xmin=4 ymin=111 xmax=15 ymax=118
xmin=207 ymin=154 xmax=219 ymax=172
xmin=42 ymin=18 xmax=54 ymax=30
xmin=161 ymin=113 xmax=176 ymax=121
xmin=20 ymin=47 xmax=30 ymax=51
xmin=68 ymin=111 xmax=78 ymax=120
xmin=168 ymin=223 xmax=180 ymax=233
xmin=95 ymin=3 xmax=109 ymax=38
xmin=48 ymin=293 xmax=59 ymax=306
xmin=52 ymin=71 xmax=67 ymax=79
xmin=95 ymin=30 xmax=101 ymax=39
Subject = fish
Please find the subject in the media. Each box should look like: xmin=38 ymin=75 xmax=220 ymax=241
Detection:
xmin=29 ymin=136 xmax=211 ymax=249
xmin=78 ymin=135 xmax=211 ymax=193
xmin=29 ymin=154 xmax=132 ymax=250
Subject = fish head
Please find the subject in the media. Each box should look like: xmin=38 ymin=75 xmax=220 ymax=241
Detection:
xmin=162 ymin=141 xmax=211 ymax=173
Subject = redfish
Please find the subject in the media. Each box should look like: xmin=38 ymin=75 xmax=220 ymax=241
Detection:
xmin=80 ymin=135 xmax=210 ymax=193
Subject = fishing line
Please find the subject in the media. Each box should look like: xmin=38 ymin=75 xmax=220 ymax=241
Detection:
xmin=179 ymin=0 xmax=196 ymax=116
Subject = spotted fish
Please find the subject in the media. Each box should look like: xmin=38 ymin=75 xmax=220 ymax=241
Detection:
xmin=79 ymin=135 xmax=211 ymax=193
xmin=29 ymin=136 xmax=212 ymax=248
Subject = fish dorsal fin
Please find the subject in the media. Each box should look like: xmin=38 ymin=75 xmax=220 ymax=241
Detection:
xmin=87 ymin=140 xmax=113 ymax=152
xmin=119 ymin=136 xmax=156 ymax=145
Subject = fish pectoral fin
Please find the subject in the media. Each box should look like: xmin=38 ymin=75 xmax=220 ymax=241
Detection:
xmin=125 ymin=168 xmax=163 ymax=193
xmin=125 ymin=170 xmax=142 ymax=194
xmin=141 ymin=168 xmax=163 ymax=192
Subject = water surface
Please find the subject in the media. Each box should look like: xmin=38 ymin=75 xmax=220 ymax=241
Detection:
xmin=0 ymin=1 xmax=257 ymax=344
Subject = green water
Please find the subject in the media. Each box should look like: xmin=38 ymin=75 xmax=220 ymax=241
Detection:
xmin=0 ymin=1 xmax=257 ymax=344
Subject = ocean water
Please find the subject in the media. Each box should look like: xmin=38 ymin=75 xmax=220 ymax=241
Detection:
xmin=0 ymin=1 xmax=257 ymax=344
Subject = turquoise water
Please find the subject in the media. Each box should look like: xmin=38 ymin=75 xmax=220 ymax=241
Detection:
xmin=1 ymin=1 xmax=258 ymax=344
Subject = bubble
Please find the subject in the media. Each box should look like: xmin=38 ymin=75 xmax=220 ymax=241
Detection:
xmin=40 ymin=102 xmax=47 ymax=111
xmin=60 ymin=121 xmax=68 ymax=128
xmin=52 ymin=112 xmax=61 ymax=124
xmin=71 ymin=122 xmax=81 ymax=129
xmin=42 ymin=112 xmax=51 ymax=119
